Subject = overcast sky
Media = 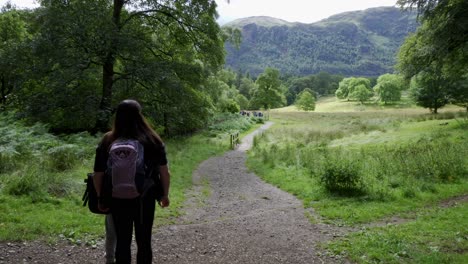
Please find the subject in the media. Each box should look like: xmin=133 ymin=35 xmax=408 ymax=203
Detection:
xmin=1 ymin=0 xmax=398 ymax=24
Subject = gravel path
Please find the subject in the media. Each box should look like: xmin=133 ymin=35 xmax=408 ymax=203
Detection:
xmin=0 ymin=123 xmax=343 ymax=263
xmin=151 ymin=122 xmax=341 ymax=263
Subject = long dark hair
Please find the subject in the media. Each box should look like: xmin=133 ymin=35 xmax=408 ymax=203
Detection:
xmin=104 ymin=99 xmax=163 ymax=148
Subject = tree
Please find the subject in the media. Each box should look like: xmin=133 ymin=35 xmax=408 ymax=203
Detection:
xmin=448 ymin=75 xmax=468 ymax=111
xmin=235 ymin=93 xmax=249 ymax=110
xmin=238 ymin=76 xmax=256 ymax=100
xmin=397 ymin=0 xmax=468 ymax=111
xmin=397 ymin=0 xmax=467 ymax=66
xmin=30 ymin=0 xmax=225 ymax=132
xmin=373 ymin=74 xmax=405 ymax=104
xmin=0 ymin=7 xmax=31 ymax=106
xmin=409 ymin=69 xmax=449 ymax=113
xmin=295 ymin=88 xmax=315 ymax=111
xmin=250 ymin=67 xmax=286 ymax=109
xmin=335 ymin=77 xmax=371 ymax=101
xmin=335 ymin=78 xmax=352 ymax=99
xmin=349 ymin=84 xmax=373 ymax=104
xmin=286 ymin=76 xmax=314 ymax=104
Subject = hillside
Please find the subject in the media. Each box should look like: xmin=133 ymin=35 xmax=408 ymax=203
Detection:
xmin=224 ymin=7 xmax=418 ymax=77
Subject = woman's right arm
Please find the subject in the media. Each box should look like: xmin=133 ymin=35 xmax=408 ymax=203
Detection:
xmin=93 ymin=171 xmax=109 ymax=212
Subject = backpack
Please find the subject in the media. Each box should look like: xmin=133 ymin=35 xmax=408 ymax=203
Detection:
xmin=83 ymin=139 xmax=164 ymax=214
xmin=107 ymin=139 xmax=145 ymax=199
xmin=81 ymin=173 xmax=112 ymax=214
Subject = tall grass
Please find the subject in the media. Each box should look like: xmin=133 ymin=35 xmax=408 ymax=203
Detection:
xmin=206 ymin=112 xmax=262 ymax=135
xmin=0 ymin=114 xmax=96 ymax=199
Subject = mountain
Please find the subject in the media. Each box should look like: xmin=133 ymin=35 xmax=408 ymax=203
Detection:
xmin=224 ymin=16 xmax=295 ymax=28
xmin=223 ymin=7 xmax=418 ymax=77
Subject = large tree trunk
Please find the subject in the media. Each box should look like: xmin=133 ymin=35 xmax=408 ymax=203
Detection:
xmin=95 ymin=0 xmax=125 ymax=132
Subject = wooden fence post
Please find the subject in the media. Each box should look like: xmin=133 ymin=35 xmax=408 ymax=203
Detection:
xmin=230 ymin=132 xmax=239 ymax=149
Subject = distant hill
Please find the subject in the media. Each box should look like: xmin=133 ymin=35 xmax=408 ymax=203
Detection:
xmin=224 ymin=7 xmax=418 ymax=77
xmin=224 ymin=16 xmax=294 ymax=28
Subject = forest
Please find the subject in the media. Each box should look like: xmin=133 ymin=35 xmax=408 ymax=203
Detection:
xmin=0 ymin=0 xmax=467 ymax=263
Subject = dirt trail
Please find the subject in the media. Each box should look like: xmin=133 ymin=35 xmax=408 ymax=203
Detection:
xmin=151 ymin=122 xmax=342 ymax=263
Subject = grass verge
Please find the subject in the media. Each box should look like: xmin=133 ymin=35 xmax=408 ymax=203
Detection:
xmin=326 ymin=203 xmax=468 ymax=263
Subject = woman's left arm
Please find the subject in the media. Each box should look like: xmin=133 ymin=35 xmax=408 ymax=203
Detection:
xmin=158 ymin=165 xmax=170 ymax=207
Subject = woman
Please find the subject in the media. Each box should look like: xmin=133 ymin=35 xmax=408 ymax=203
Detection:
xmin=93 ymin=99 xmax=170 ymax=264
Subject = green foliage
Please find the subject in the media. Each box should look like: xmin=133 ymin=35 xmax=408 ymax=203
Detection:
xmin=0 ymin=113 xmax=96 ymax=199
xmin=321 ymin=151 xmax=363 ymax=195
xmin=373 ymin=74 xmax=406 ymax=104
xmin=410 ymin=70 xmax=450 ymax=113
xmin=449 ymin=75 xmax=468 ymax=111
xmin=207 ymin=113 xmax=255 ymax=134
xmin=250 ymin=67 xmax=286 ymax=109
xmin=220 ymin=99 xmax=240 ymax=113
xmin=336 ymin=77 xmax=372 ymax=101
xmin=335 ymin=78 xmax=352 ymax=99
xmin=235 ymin=93 xmax=249 ymax=109
xmin=397 ymin=0 xmax=468 ymax=112
xmin=286 ymin=72 xmax=343 ymax=104
xmin=349 ymin=84 xmax=373 ymax=103
xmin=238 ymin=76 xmax=257 ymax=100
xmin=295 ymin=89 xmax=316 ymax=111
xmin=4 ymin=0 xmax=227 ymax=134
xmin=225 ymin=7 xmax=418 ymax=77
xmin=0 ymin=7 xmax=32 ymax=106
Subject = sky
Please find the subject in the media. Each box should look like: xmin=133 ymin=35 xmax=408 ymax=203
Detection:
xmin=1 ymin=0 xmax=398 ymax=25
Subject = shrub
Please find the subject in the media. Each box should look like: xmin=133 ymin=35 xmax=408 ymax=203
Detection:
xmin=3 ymin=166 xmax=47 ymax=200
xmin=47 ymin=144 xmax=85 ymax=171
xmin=321 ymin=156 xmax=364 ymax=196
xmin=208 ymin=113 xmax=254 ymax=133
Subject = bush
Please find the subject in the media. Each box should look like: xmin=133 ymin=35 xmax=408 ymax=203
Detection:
xmin=3 ymin=166 xmax=47 ymax=200
xmin=208 ymin=113 xmax=254 ymax=133
xmin=47 ymin=144 xmax=86 ymax=171
xmin=321 ymin=156 xmax=364 ymax=196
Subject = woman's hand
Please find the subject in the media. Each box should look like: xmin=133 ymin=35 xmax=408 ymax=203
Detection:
xmin=159 ymin=196 xmax=170 ymax=208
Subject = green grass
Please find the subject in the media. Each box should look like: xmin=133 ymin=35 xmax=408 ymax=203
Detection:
xmin=326 ymin=203 xmax=468 ymax=263
xmin=0 ymin=195 xmax=102 ymax=243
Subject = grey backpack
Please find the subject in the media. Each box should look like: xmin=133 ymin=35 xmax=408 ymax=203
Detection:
xmin=107 ymin=139 xmax=145 ymax=199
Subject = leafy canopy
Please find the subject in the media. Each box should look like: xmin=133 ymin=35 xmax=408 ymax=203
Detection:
xmin=373 ymin=74 xmax=405 ymax=104
xmin=250 ymin=67 xmax=286 ymax=110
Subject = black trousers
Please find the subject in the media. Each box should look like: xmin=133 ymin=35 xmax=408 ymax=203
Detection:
xmin=111 ymin=196 xmax=155 ymax=264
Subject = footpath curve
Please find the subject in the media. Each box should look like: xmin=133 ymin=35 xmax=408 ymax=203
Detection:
xmin=152 ymin=122 xmax=340 ymax=263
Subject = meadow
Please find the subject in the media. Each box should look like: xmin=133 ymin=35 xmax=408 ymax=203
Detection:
xmin=247 ymin=97 xmax=468 ymax=263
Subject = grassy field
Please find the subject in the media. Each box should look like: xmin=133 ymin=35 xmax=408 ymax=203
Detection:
xmin=248 ymin=97 xmax=468 ymax=263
